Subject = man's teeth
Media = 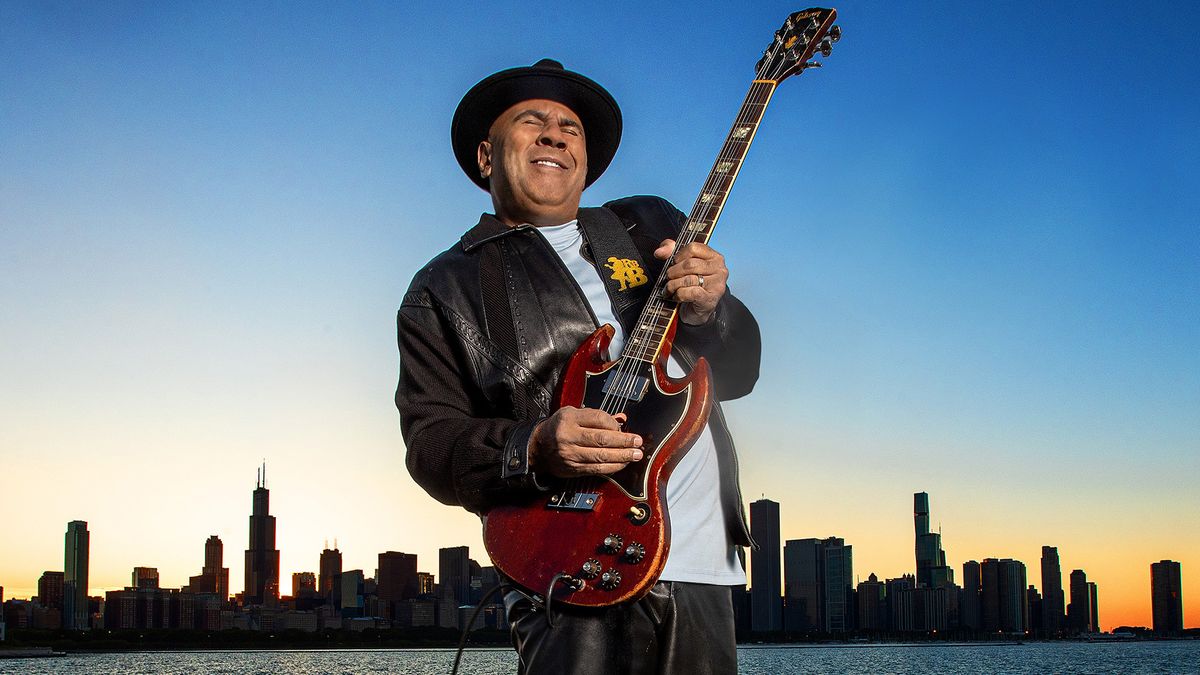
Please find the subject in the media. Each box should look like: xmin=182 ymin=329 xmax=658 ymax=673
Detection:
xmin=534 ymin=160 xmax=563 ymax=168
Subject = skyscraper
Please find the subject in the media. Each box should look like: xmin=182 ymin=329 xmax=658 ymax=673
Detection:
xmin=292 ymin=572 xmax=317 ymax=596
xmin=1040 ymin=546 xmax=1065 ymax=636
xmin=1067 ymin=569 xmax=1091 ymax=634
xmin=244 ymin=465 xmax=280 ymax=605
xmin=319 ymin=544 xmax=343 ymax=602
xmin=378 ymin=551 xmax=419 ymax=608
xmin=186 ymin=535 xmax=230 ymax=599
xmin=439 ymin=546 xmax=471 ymax=605
xmin=914 ymin=492 xmax=953 ymax=588
xmin=37 ymin=571 xmax=64 ymax=611
xmin=961 ymin=560 xmax=981 ymax=631
xmin=750 ymin=498 xmax=782 ymax=632
xmin=979 ymin=558 xmax=1027 ymax=634
xmin=783 ymin=538 xmax=821 ymax=630
xmin=1087 ymin=581 xmax=1099 ymax=633
xmin=206 ymin=535 xmax=229 ymax=599
xmin=783 ymin=536 xmax=853 ymax=632
xmin=1151 ymin=560 xmax=1183 ymax=635
xmin=63 ymin=520 xmax=89 ymax=630
xmin=132 ymin=567 xmax=159 ymax=590
xmin=821 ymin=537 xmax=853 ymax=632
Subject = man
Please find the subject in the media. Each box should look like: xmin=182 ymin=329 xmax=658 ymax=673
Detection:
xmin=396 ymin=59 xmax=761 ymax=673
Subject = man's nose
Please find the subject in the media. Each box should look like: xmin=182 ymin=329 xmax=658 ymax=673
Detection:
xmin=537 ymin=126 xmax=567 ymax=149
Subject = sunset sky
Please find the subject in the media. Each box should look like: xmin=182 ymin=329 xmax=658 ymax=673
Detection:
xmin=2 ymin=1 xmax=1197 ymax=631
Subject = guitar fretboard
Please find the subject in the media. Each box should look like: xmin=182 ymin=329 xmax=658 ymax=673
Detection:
xmin=620 ymin=80 xmax=778 ymax=366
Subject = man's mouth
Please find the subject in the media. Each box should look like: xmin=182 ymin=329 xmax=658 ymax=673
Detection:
xmin=532 ymin=158 xmax=566 ymax=170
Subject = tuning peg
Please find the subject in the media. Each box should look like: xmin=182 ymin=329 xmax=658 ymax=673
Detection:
xmin=802 ymin=61 xmax=823 ymax=70
xmin=818 ymin=39 xmax=833 ymax=57
xmin=828 ymin=25 xmax=842 ymax=43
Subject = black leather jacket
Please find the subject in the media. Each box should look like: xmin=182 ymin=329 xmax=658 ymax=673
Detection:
xmin=396 ymin=196 xmax=760 ymax=547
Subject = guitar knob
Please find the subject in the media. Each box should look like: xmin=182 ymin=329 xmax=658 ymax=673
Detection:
xmin=623 ymin=542 xmax=646 ymax=564
xmin=829 ymin=25 xmax=842 ymax=43
xmin=599 ymin=569 xmax=622 ymax=590
xmin=602 ymin=534 xmax=624 ymax=554
xmin=579 ymin=559 xmax=602 ymax=579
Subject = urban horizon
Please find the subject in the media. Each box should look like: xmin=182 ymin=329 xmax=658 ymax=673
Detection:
xmin=1 ymin=470 xmax=1190 ymax=635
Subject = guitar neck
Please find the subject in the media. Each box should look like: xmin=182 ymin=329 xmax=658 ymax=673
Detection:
xmin=620 ymin=80 xmax=778 ymax=365
xmin=681 ymin=80 xmax=777 ymax=246
xmin=618 ymin=6 xmax=840 ymax=367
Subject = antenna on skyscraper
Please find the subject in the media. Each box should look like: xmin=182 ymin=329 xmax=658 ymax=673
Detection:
xmin=262 ymin=459 xmax=267 ymax=488
xmin=256 ymin=466 xmax=260 ymax=488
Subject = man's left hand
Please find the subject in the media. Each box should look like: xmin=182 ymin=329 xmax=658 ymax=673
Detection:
xmin=654 ymin=239 xmax=728 ymax=325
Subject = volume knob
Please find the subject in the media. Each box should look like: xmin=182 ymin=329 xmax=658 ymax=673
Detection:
xmin=623 ymin=542 xmax=646 ymax=564
xmin=579 ymin=559 xmax=602 ymax=579
xmin=599 ymin=569 xmax=622 ymax=590
xmin=602 ymin=534 xmax=624 ymax=554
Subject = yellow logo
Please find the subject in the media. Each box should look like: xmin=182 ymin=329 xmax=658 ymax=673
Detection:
xmin=605 ymin=257 xmax=648 ymax=291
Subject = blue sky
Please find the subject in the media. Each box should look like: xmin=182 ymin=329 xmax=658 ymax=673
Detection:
xmin=2 ymin=1 xmax=1197 ymax=626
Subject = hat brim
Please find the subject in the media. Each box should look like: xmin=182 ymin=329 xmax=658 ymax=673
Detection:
xmin=451 ymin=61 xmax=622 ymax=192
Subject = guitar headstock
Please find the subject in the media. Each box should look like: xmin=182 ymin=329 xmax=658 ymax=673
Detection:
xmin=756 ymin=8 xmax=841 ymax=83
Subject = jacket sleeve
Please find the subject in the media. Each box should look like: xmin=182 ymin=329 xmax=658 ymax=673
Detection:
xmin=673 ymin=287 xmax=761 ymax=401
xmin=396 ymin=292 xmax=544 ymax=515
xmin=605 ymin=195 xmax=762 ymax=401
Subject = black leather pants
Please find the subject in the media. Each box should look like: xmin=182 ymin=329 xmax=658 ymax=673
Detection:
xmin=507 ymin=581 xmax=737 ymax=674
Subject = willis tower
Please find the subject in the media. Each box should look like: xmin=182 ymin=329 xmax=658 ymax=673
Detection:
xmin=244 ymin=463 xmax=280 ymax=605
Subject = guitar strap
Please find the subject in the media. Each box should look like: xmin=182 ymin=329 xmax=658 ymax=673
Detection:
xmin=576 ymin=206 xmax=654 ymax=332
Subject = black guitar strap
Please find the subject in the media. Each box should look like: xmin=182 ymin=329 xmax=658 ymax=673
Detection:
xmin=576 ymin=207 xmax=654 ymax=332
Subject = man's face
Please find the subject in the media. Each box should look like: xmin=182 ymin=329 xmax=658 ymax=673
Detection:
xmin=478 ymin=99 xmax=588 ymax=227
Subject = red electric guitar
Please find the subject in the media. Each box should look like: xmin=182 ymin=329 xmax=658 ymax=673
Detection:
xmin=484 ymin=8 xmax=841 ymax=608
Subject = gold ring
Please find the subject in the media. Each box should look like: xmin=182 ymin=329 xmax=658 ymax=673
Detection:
xmin=697 ymin=275 xmax=706 ymax=288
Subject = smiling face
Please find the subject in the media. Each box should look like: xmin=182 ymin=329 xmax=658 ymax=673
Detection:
xmin=477 ymin=99 xmax=588 ymax=227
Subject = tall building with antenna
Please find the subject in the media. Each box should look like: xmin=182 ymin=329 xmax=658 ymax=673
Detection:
xmin=319 ymin=541 xmax=342 ymax=604
xmin=914 ymin=492 xmax=954 ymax=588
xmin=243 ymin=463 xmax=280 ymax=606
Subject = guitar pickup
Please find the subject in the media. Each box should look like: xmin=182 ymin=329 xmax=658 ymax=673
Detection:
xmin=547 ymin=491 xmax=599 ymax=511
xmin=601 ymin=371 xmax=649 ymax=402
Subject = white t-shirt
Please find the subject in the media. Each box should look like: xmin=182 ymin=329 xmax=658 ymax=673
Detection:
xmin=537 ymin=220 xmax=745 ymax=585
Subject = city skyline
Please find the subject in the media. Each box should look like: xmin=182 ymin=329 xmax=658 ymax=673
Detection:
xmin=2 ymin=477 xmax=1191 ymax=633
xmin=2 ymin=0 xmax=1196 ymax=635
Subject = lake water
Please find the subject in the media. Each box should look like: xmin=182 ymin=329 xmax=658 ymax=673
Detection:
xmin=2 ymin=641 xmax=1198 ymax=674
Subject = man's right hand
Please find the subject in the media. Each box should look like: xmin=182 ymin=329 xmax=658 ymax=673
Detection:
xmin=528 ymin=407 xmax=644 ymax=478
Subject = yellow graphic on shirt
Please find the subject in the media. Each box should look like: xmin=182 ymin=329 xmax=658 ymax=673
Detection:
xmin=605 ymin=257 xmax=648 ymax=291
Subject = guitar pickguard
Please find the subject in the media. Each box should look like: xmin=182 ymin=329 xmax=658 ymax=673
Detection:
xmin=580 ymin=365 xmax=693 ymax=500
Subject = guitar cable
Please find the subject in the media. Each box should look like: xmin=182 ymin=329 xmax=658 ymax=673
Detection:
xmin=450 ymin=580 xmax=510 ymax=675
xmin=449 ymin=573 xmax=582 ymax=675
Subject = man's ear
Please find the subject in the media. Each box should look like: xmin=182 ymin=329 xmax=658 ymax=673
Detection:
xmin=477 ymin=140 xmax=493 ymax=180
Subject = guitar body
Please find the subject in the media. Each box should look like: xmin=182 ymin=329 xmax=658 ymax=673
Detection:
xmin=483 ymin=323 xmax=712 ymax=607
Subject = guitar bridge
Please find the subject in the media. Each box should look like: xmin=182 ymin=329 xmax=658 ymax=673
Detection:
xmin=601 ymin=371 xmax=649 ymax=402
xmin=547 ymin=491 xmax=599 ymax=511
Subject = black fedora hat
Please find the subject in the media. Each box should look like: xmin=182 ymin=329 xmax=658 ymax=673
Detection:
xmin=451 ymin=59 xmax=622 ymax=191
